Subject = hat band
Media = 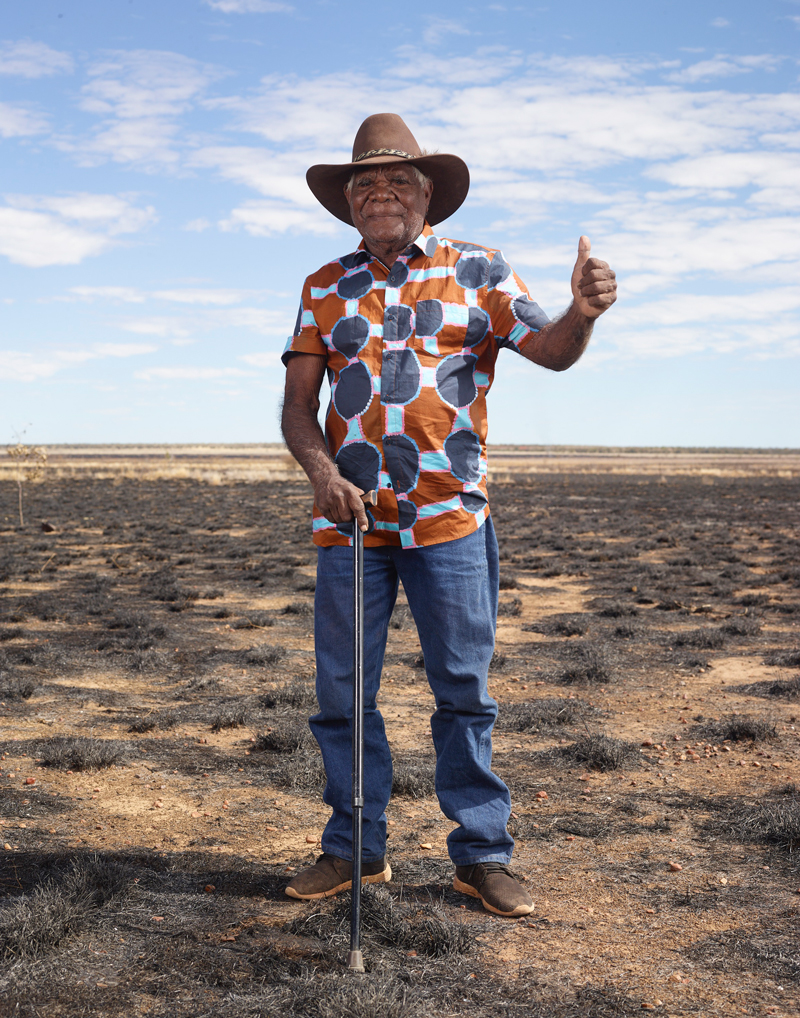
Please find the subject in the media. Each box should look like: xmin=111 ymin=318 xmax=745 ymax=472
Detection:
xmin=353 ymin=147 xmax=415 ymax=162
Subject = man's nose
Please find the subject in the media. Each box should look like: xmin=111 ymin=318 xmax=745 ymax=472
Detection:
xmin=369 ymin=177 xmax=395 ymax=200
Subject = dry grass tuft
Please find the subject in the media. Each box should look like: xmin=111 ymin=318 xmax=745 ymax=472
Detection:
xmin=688 ymin=714 xmax=777 ymax=743
xmin=733 ymin=675 xmax=800 ymax=700
xmin=556 ymin=733 xmax=639 ymax=772
xmin=260 ymin=679 xmax=317 ymax=712
xmin=497 ymin=697 xmax=598 ymax=734
xmin=551 ymin=642 xmax=616 ymax=685
xmin=0 ymin=673 xmax=37 ymax=700
xmin=391 ymin=752 xmax=436 ymax=798
xmin=35 ymin=736 xmax=128 ymax=770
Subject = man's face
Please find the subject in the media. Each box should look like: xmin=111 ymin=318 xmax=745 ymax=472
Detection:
xmin=346 ymin=163 xmax=433 ymax=254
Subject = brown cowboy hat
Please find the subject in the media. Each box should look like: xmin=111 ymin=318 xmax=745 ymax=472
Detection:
xmin=306 ymin=113 xmax=470 ymax=227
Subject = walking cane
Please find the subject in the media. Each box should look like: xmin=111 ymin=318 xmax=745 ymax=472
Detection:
xmin=348 ymin=489 xmax=376 ymax=975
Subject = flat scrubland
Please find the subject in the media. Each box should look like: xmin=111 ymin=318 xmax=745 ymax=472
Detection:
xmin=1 ymin=448 xmax=799 ymax=1018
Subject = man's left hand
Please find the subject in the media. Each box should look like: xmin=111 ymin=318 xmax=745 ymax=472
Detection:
xmin=571 ymin=236 xmax=617 ymax=319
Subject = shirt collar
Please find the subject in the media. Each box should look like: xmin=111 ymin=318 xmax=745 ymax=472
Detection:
xmin=356 ymin=222 xmax=439 ymax=266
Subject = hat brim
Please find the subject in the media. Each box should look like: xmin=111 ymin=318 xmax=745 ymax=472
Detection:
xmin=306 ymin=153 xmax=470 ymax=227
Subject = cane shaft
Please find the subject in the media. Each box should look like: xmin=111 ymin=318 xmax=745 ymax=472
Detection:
xmin=349 ymin=520 xmax=365 ymax=972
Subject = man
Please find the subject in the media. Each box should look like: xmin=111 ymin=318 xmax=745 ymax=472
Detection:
xmin=280 ymin=114 xmax=616 ymax=916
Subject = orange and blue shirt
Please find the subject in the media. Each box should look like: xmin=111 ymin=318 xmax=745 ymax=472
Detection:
xmin=282 ymin=223 xmax=550 ymax=548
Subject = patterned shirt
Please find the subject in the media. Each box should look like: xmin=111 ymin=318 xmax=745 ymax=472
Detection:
xmin=282 ymin=223 xmax=550 ymax=548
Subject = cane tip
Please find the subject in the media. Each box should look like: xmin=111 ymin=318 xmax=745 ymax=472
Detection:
xmin=347 ymin=949 xmax=365 ymax=973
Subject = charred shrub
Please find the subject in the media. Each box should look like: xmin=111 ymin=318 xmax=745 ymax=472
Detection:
xmin=552 ymin=642 xmax=616 ymax=685
xmin=282 ymin=601 xmax=313 ymax=616
xmin=36 ymin=736 xmax=127 ymax=770
xmin=389 ymin=604 xmax=414 ymax=630
xmin=0 ymin=673 xmax=36 ymax=700
xmin=392 ymin=753 xmax=435 ymax=798
xmin=231 ymin=611 xmax=275 ymax=630
xmin=733 ymin=676 xmax=800 ymax=700
xmin=260 ymin=679 xmax=317 ymax=712
xmin=764 ymin=648 xmax=800 ymax=668
xmin=142 ymin=568 xmax=199 ymax=605
xmin=720 ymin=616 xmax=762 ymax=638
xmin=688 ymin=715 xmax=777 ymax=743
xmin=287 ymin=884 xmax=473 ymax=959
xmin=523 ymin=614 xmax=589 ymax=637
xmin=497 ymin=597 xmax=522 ymax=618
xmin=557 ymin=734 xmax=638 ymax=772
xmin=497 ymin=697 xmax=596 ymax=734
xmin=210 ymin=702 xmax=250 ymax=731
xmin=0 ymin=855 xmax=133 ymax=959
xmin=255 ymin=720 xmax=314 ymax=753
xmin=704 ymin=789 xmax=800 ymax=851
xmin=246 ymin=644 xmax=288 ymax=667
xmin=674 ymin=628 xmax=727 ymax=650
xmin=594 ymin=601 xmax=640 ymax=618
xmin=128 ymin=710 xmax=178 ymax=734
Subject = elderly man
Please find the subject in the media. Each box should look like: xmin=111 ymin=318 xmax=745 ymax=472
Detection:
xmin=281 ymin=114 xmax=616 ymax=916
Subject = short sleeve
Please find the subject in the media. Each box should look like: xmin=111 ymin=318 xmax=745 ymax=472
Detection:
xmin=281 ymin=277 xmax=327 ymax=366
xmin=485 ymin=251 xmax=550 ymax=355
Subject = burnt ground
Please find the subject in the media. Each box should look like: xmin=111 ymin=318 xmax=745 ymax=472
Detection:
xmin=0 ymin=467 xmax=799 ymax=1017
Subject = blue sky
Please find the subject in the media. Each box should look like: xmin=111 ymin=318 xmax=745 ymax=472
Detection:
xmin=1 ymin=0 xmax=799 ymax=448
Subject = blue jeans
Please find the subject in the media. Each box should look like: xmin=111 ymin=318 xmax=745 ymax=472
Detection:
xmin=310 ymin=518 xmax=514 ymax=867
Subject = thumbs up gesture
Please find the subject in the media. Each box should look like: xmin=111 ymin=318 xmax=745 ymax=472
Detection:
xmin=570 ymin=236 xmax=617 ymax=319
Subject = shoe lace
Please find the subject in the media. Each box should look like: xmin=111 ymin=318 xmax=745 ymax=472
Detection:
xmin=480 ymin=862 xmax=513 ymax=876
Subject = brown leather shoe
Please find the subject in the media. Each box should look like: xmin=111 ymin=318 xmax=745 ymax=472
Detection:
xmin=285 ymin=853 xmax=392 ymax=900
xmin=453 ymin=862 xmax=533 ymax=917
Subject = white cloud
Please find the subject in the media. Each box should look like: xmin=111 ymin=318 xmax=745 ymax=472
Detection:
xmin=116 ymin=306 xmax=289 ymax=339
xmin=93 ymin=343 xmax=158 ymax=357
xmin=117 ymin=317 xmax=194 ymax=338
xmin=184 ymin=218 xmax=211 ymax=232
xmin=239 ymin=351 xmax=282 ymax=367
xmin=220 ymin=199 xmax=341 ymax=236
xmin=0 ymin=208 xmax=111 ymax=267
xmin=134 ymin=366 xmax=254 ymax=380
xmin=62 ymin=285 xmax=263 ymax=307
xmin=189 ymin=145 xmax=315 ymax=204
xmin=422 ymin=18 xmax=471 ymax=47
xmin=710 ymin=17 xmax=730 ymax=28
xmin=0 ymin=101 xmax=49 ymax=137
xmin=0 ymin=343 xmax=157 ymax=382
xmin=646 ymin=151 xmax=800 ymax=210
xmin=68 ymin=286 xmax=147 ymax=303
xmin=0 ymin=39 xmax=73 ymax=77
xmin=667 ymin=53 xmax=782 ymax=83
xmin=8 ymin=193 xmax=158 ymax=233
xmin=67 ymin=50 xmax=224 ymax=168
xmin=204 ymin=0 xmax=292 ymax=11
xmin=0 ymin=194 xmax=157 ymax=267
xmin=152 ymin=288 xmax=247 ymax=305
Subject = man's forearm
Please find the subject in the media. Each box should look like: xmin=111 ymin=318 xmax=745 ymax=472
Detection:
xmin=280 ymin=395 xmax=339 ymax=489
xmin=521 ymin=302 xmax=594 ymax=372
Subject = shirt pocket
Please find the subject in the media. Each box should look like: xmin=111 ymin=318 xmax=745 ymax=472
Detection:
xmin=413 ymin=299 xmax=491 ymax=358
